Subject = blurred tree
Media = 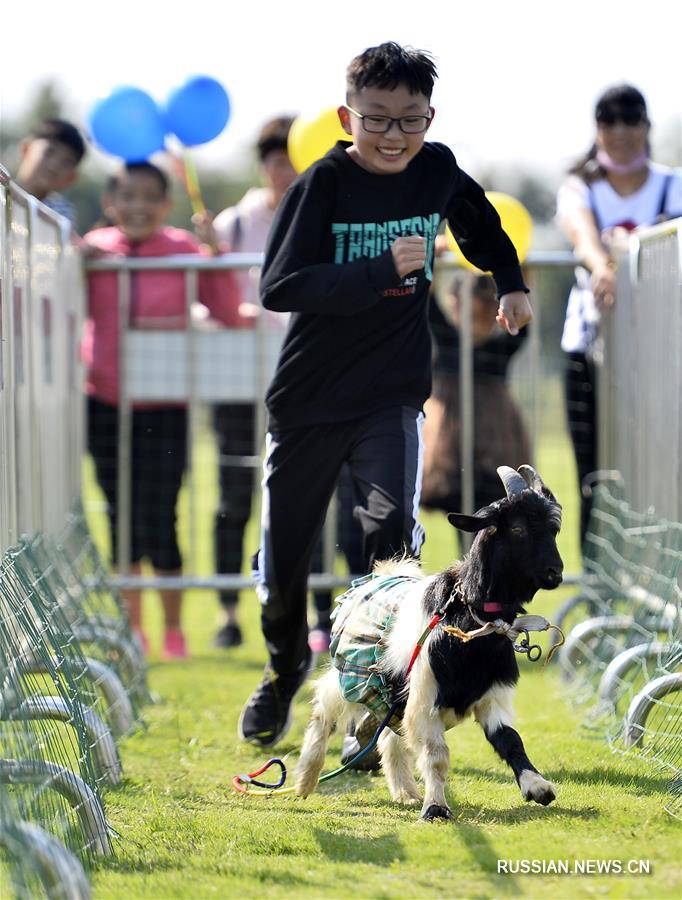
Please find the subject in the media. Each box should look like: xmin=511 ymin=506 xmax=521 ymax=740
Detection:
xmin=514 ymin=174 xmax=558 ymax=223
xmin=0 ymin=81 xmax=66 ymax=161
xmin=475 ymin=166 xmax=557 ymax=223
xmin=23 ymin=81 xmax=64 ymax=124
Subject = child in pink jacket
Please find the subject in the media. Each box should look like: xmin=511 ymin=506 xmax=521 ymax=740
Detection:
xmin=84 ymin=161 xmax=244 ymax=659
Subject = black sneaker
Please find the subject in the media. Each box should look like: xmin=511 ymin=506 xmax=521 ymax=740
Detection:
xmin=213 ymin=623 xmax=243 ymax=649
xmin=340 ymin=711 xmax=382 ymax=771
xmin=238 ymin=664 xmax=308 ymax=747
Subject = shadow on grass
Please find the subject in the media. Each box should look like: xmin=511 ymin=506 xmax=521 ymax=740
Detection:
xmin=545 ymin=764 xmax=673 ymax=794
xmin=98 ymin=849 xmax=316 ymax=892
xmin=96 ymin=843 xmax=179 ymax=874
xmin=450 ymin=812 xmax=598 ymax=896
xmin=272 ymin=784 xmax=596 ymax=827
xmin=313 ymin=827 xmax=405 ymax=864
xmin=454 ymin=823 xmax=521 ymax=895
xmin=307 ymin=804 xmax=592 ymax=895
xmin=452 ymin=799 xmax=599 ymax=825
xmin=243 ymin=798 xmax=405 ymax=820
xmin=241 ymin=870 xmax=313 ymax=890
xmin=456 ymin=764 xmax=673 ymax=795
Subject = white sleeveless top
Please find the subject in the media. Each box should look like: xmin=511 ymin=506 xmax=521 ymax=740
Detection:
xmin=557 ymin=163 xmax=682 ymax=353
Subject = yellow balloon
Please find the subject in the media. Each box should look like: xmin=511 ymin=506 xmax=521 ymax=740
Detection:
xmin=445 ymin=191 xmax=533 ymax=271
xmin=287 ymin=107 xmax=348 ymax=174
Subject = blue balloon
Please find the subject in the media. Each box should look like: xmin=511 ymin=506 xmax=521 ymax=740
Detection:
xmin=164 ymin=76 xmax=230 ymax=146
xmin=89 ymin=86 xmax=166 ymax=161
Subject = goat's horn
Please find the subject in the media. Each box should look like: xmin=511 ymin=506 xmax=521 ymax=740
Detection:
xmin=497 ymin=466 xmax=528 ymax=498
xmin=518 ymin=464 xmax=545 ymax=492
xmin=518 ymin=464 xmax=561 ymax=510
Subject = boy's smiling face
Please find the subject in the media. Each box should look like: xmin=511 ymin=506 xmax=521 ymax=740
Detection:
xmin=338 ymin=84 xmax=434 ymax=175
xmin=105 ymin=170 xmax=171 ymax=242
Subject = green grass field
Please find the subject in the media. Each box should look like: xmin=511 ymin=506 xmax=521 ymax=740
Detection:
xmin=72 ymin=413 xmax=681 ymax=899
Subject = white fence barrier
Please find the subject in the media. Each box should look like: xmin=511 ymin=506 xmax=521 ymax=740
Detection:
xmin=0 ymin=166 xmax=85 ymax=549
xmin=601 ymin=221 xmax=682 ymax=523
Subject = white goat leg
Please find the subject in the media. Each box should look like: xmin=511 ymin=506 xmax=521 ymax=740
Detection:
xmin=403 ymin=664 xmax=453 ymax=821
xmin=518 ymin=769 xmax=556 ymax=805
xmin=295 ymin=670 xmax=347 ymax=798
xmin=378 ymin=729 xmax=420 ymax=805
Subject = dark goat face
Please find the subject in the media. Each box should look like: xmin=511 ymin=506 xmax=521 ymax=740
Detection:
xmin=447 ymin=465 xmax=564 ymax=597
xmin=500 ymin=493 xmax=564 ymax=590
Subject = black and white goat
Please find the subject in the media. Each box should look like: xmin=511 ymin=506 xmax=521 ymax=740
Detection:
xmin=295 ymin=464 xmax=564 ymax=820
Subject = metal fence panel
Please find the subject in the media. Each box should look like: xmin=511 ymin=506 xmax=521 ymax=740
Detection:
xmin=0 ymin=169 xmax=14 ymax=550
xmin=601 ymin=222 xmax=682 ymax=522
xmin=123 ymin=329 xmax=283 ymax=402
xmin=0 ymin=175 xmax=86 ymax=550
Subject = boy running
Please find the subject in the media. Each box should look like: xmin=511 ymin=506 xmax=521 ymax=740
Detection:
xmin=239 ymin=41 xmax=532 ymax=747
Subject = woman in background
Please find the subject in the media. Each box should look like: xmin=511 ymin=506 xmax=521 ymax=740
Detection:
xmin=557 ymin=84 xmax=682 ymax=551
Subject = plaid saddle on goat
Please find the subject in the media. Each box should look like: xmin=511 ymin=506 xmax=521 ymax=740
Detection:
xmin=330 ymin=573 xmax=422 ymax=729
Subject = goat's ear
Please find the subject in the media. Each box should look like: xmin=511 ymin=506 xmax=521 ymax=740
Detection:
xmin=447 ymin=508 xmax=499 ymax=533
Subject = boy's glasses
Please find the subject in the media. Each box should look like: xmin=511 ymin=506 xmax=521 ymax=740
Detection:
xmin=596 ymin=110 xmax=646 ymax=127
xmin=345 ymin=104 xmax=432 ymax=134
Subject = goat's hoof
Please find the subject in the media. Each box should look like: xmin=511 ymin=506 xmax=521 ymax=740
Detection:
xmin=294 ymin=771 xmax=317 ymax=798
xmin=421 ymin=804 xmax=454 ymax=821
xmin=519 ymin=771 xmax=556 ymax=806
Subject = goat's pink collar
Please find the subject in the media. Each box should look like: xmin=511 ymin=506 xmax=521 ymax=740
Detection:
xmin=446 ymin=584 xmax=503 ymax=616
xmin=484 ymin=601 xmax=504 ymax=613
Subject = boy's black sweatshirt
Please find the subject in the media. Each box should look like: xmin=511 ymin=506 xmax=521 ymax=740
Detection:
xmin=260 ymin=141 xmax=528 ymax=431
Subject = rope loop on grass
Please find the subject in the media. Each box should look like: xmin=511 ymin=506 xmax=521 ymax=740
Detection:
xmin=232 ymin=757 xmax=287 ymax=793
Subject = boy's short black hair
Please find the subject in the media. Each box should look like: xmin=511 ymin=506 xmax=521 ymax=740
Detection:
xmin=256 ymin=116 xmax=295 ymax=162
xmin=346 ymin=41 xmax=438 ymax=100
xmin=106 ymin=162 xmax=170 ymax=197
xmin=29 ymin=118 xmax=86 ymax=163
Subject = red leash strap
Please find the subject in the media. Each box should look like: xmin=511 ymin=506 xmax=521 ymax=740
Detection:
xmin=406 ymin=613 xmax=441 ymax=673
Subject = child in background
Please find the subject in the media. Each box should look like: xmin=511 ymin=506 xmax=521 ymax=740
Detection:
xmin=421 ymin=271 xmax=530 ymax=541
xmin=83 ymin=162 xmax=243 ymax=659
xmin=209 ymin=116 xmax=298 ymax=650
xmin=15 ymin=118 xmax=86 ymax=227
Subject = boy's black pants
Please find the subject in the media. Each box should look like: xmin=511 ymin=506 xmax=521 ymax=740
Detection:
xmin=253 ymin=405 xmax=425 ymax=675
